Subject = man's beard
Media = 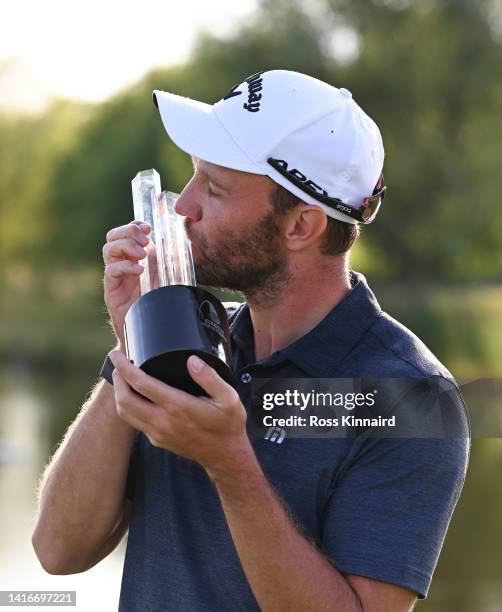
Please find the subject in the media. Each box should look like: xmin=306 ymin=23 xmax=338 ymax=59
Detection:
xmin=185 ymin=210 xmax=291 ymax=307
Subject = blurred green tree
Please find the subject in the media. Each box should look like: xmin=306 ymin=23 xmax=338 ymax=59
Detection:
xmin=0 ymin=100 xmax=87 ymax=275
xmin=2 ymin=0 xmax=501 ymax=281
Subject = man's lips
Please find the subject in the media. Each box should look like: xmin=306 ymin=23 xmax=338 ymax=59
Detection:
xmin=187 ymin=236 xmax=204 ymax=263
xmin=183 ymin=220 xmax=209 ymax=263
xmin=184 ymin=223 xmax=203 ymax=250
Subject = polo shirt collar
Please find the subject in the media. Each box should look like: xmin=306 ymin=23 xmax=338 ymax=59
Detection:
xmin=229 ymin=270 xmax=382 ymax=376
xmin=229 ymin=304 xmax=254 ymax=354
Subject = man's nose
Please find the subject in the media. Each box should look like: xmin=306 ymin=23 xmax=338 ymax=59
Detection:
xmin=175 ymin=185 xmax=202 ymax=221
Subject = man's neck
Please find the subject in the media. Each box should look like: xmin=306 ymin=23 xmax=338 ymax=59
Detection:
xmin=245 ymin=260 xmax=352 ymax=362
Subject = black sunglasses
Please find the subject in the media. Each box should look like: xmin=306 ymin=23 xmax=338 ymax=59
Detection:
xmin=267 ymin=157 xmax=386 ymax=224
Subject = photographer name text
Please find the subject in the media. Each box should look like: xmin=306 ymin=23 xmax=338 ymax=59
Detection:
xmin=263 ymin=414 xmax=396 ymax=428
xmin=261 ymin=389 xmax=396 ymax=428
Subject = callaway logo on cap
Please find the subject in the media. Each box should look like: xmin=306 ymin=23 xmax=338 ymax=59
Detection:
xmin=153 ymin=70 xmax=386 ymax=224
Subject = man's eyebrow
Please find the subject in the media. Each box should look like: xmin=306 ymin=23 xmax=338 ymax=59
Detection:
xmin=191 ymin=157 xmax=229 ymax=190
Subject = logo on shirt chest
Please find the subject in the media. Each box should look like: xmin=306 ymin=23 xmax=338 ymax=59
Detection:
xmin=264 ymin=426 xmax=286 ymax=444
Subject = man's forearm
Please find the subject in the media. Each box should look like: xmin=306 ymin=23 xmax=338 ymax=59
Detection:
xmin=207 ymin=443 xmax=362 ymax=612
xmin=32 ymin=377 xmax=136 ymax=573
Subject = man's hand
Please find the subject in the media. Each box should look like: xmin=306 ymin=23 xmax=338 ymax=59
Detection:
xmin=102 ymin=221 xmax=151 ymax=347
xmin=108 ymin=350 xmax=249 ymax=471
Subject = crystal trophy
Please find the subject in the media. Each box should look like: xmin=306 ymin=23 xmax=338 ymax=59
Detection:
xmin=124 ymin=169 xmax=234 ymax=395
xmin=131 ymin=169 xmax=161 ymax=295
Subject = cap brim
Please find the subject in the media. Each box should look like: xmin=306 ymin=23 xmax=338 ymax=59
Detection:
xmin=153 ymin=90 xmax=264 ymax=175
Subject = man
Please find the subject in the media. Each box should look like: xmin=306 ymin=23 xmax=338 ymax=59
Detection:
xmin=32 ymin=71 xmax=469 ymax=611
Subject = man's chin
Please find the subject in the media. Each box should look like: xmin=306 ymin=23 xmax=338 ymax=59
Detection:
xmin=192 ymin=264 xmax=236 ymax=290
xmin=192 ymin=261 xmax=218 ymax=287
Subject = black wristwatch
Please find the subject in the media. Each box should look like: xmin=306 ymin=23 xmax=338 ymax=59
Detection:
xmin=100 ymin=354 xmax=115 ymax=385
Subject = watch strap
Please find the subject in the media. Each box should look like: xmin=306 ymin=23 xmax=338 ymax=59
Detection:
xmin=100 ymin=354 xmax=115 ymax=385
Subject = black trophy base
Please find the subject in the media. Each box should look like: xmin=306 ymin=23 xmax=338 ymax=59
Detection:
xmin=124 ymin=285 xmax=235 ymax=396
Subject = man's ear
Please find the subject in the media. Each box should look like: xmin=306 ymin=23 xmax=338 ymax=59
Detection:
xmin=283 ymin=206 xmax=328 ymax=252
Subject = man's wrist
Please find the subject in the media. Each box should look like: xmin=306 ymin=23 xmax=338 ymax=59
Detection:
xmin=205 ymin=437 xmax=260 ymax=487
xmin=100 ymin=342 xmax=126 ymax=384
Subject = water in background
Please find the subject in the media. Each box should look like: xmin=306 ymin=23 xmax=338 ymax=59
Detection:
xmin=0 ymin=366 xmax=125 ymax=611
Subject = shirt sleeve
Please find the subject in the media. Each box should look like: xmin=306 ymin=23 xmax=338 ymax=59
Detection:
xmin=320 ymin=435 xmax=469 ymax=599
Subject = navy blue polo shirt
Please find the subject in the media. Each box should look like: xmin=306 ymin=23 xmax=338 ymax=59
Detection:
xmin=119 ymin=270 xmax=469 ymax=611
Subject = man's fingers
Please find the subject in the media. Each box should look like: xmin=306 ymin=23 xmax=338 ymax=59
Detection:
xmin=109 ymin=350 xmax=192 ymax=408
xmin=104 ymin=260 xmax=143 ymax=290
xmin=105 ymin=221 xmax=151 ymax=245
xmin=130 ymin=219 xmax=151 ymax=229
xmin=187 ymin=355 xmax=240 ymax=407
xmin=103 ymin=238 xmax=147 ymax=264
xmin=112 ymin=369 xmax=162 ymax=431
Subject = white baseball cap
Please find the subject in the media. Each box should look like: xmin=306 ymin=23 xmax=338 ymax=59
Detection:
xmin=153 ymin=70 xmax=386 ymax=224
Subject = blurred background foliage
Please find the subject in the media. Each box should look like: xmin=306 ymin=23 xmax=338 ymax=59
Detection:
xmin=1 ymin=1 xmax=501 ymax=610
xmin=1 ymin=0 xmax=501 ymax=375
xmin=1 ymin=0 xmax=502 ymax=280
